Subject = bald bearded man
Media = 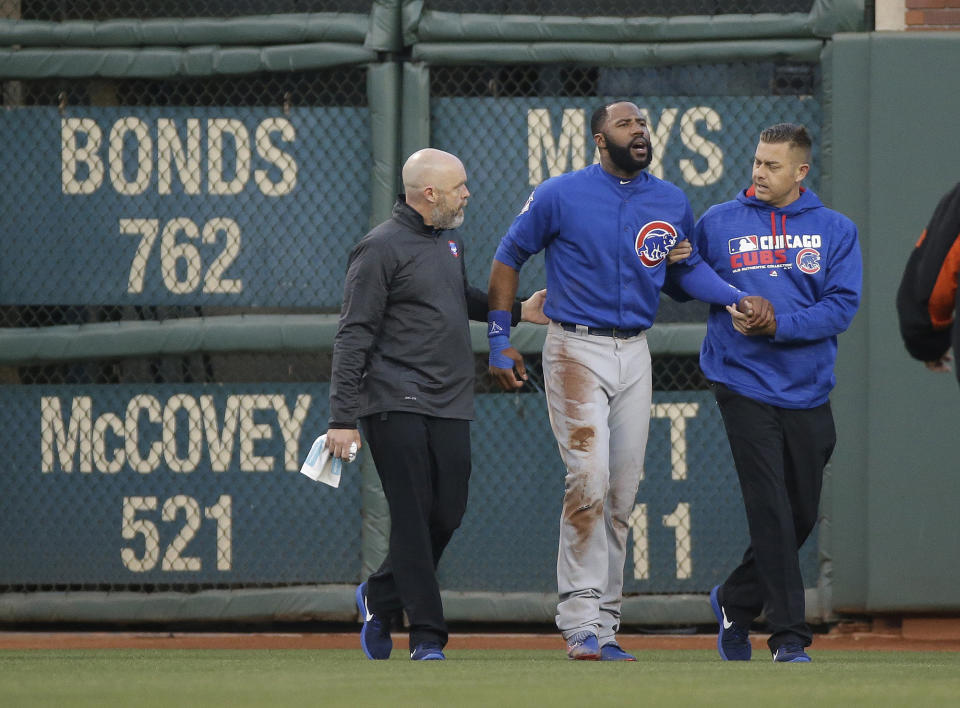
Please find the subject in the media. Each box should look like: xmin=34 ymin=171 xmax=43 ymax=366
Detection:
xmin=326 ymin=149 xmax=547 ymax=661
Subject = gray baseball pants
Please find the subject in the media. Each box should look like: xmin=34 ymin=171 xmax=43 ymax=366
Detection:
xmin=542 ymin=321 xmax=652 ymax=645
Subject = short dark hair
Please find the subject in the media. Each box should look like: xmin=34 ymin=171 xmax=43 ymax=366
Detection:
xmin=590 ymin=104 xmax=612 ymax=136
xmin=759 ymin=123 xmax=812 ymax=161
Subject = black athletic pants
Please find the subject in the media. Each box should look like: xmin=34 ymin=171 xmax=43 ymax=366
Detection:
xmin=359 ymin=412 xmax=471 ymax=651
xmin=712 ymin=383 xmax=836 ymax=651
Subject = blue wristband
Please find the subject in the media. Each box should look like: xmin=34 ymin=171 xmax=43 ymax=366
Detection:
xmin=487 ymin=310 xmax=514 ymax=370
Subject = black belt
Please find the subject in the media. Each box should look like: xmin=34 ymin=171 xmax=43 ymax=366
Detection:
xmin=558 ymin=322 xmax=645 ymax=339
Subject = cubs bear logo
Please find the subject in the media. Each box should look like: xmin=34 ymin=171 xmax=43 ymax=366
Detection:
xmin=796 ymin=248 xmax=821 ymax=274
xmin=635 ymin=220 xmax=678 ymax=267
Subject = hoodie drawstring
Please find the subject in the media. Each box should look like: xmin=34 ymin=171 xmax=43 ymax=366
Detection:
xmin=768 ymin=212 xmax=788 ymax=236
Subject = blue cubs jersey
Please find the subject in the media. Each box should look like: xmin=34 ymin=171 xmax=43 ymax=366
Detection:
xmin=694 ymin=187 xmax=863 ymax=409
xmin=495 ymin=164 xmax=740 ymax=330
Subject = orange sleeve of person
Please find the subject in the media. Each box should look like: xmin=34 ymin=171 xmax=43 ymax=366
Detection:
xmin=928 ymin=232 xmax=960 ymax=329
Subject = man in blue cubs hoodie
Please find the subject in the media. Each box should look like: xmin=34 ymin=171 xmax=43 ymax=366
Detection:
xmin=693 ymin=124 xmax=862 ymax=663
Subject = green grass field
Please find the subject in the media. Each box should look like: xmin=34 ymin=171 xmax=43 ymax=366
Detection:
xmin=3 ymin=649 xmax=959 ymax=708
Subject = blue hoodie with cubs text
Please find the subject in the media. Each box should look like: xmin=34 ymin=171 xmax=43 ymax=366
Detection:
xmin=693 ymin=187 xmax=862 ymax=409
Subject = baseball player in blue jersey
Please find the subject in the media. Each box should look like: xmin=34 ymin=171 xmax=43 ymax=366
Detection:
xmin=485 ymin=101 xmax=773 ymax=661
xmin=693 ymin=124 xmax=862 ymax=663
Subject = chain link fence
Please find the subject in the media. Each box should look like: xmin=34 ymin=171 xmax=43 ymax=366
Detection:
xmin=0 ymin=382 xmax=360 ymax=592
xmin=0 ymin=5 xmax=825 ymax=607
xmin=1 ymin=68 xmax=368 ymax=326
xmin=6 ymin=1 xmax=370 ymax=21
xmin=0 ymin=69 xmax=370 ymax=392
xmin=0 ymin=64 xmax=371 ymax=591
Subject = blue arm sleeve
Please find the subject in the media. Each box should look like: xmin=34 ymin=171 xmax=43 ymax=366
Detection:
xmin=668 ymin=258 xmax=746 ymax=306
xmin=661 ymin=197 xmax=699 ymax=302
xmin=661 ymin=273 xmax=693 ymax=302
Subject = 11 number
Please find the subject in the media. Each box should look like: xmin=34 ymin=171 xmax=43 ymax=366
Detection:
xmin=627 ymin=502 xmax=692 ymax=580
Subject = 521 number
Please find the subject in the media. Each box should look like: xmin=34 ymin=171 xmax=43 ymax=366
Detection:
xmin=120 ymin=217 xmax=243 ymax=295
xmin=121 ymin=494 xmax=232 ymax=573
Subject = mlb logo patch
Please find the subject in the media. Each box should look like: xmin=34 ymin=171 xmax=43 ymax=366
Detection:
xmin=728 ymin=235 xmax=758 ymax=254
xmin=448 ymin=240 xmax=459 ymax=257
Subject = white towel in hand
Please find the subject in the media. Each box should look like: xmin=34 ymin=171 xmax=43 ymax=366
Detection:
xmin=299 ymin=433 xmax=357 ymax=488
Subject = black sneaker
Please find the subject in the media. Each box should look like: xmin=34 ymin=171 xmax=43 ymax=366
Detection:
xmin=709 ymin=585 xmax=751 ymax=661
xmin=410 ymin=642 xmax=445 ymax=661
xmin=356 ymin=582 xmax=392 ymax=660
xmin=772 ymin=644 xmax=812 ymax=663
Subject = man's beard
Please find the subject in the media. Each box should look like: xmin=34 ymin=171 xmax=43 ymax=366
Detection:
xmin=605 ymin=135 xmax=653 ymax=173
xmin=431 ymin=198 xmax=465 ymax=229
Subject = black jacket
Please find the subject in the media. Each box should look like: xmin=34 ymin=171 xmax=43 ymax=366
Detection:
xmin=897 ymin=181 xmax=960 ymax=383
xmin=329 ymin=199 xmax=521 ymax=427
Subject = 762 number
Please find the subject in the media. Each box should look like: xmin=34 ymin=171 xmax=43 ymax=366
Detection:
xmin=120 ymin=217 xmax=242 ymax=295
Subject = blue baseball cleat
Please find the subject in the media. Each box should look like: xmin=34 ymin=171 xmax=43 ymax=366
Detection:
xmin=773 ymin=644 xmax=812 ymax=663
xmin=410 ymin=642 xmax=446 ymax=661
xmin=566 ymin=631 xmax=601 ymax=660
xmin=600 ymin=641 xmax=637 ymax=661
xmin=710 ymin=584 xmax=751 ymax=661
xmin=356 ymin=582 xmax=392 ymax=660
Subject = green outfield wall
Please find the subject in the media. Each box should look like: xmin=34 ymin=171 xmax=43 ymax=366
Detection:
xmin=825 ymin=32 xmax=960 ymax=615
xmin=3 ymin=3 xmax=960 ymax=626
